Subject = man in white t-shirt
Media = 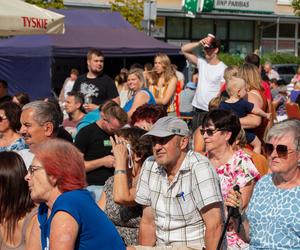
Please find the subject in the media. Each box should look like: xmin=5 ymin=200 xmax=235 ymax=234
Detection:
xmin=181 ymin=37 xmax=226 ymax=131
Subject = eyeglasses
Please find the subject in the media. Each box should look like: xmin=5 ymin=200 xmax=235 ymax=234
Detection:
xmin=263 ymin=143 xmax=291 ymax=158
xmin=200 ymin=128 xmax=220 ymax=136
xmin=28 ymin=165 xmax=43 ymax=176
xmin=0 ymin=116 xmax=7 ymax=122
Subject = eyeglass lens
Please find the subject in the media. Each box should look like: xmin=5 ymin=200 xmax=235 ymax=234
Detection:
xmin=200 ymin=129 xmax=217 ymax=136
xmin=264 ymin=143 xmax=288 ymax=157
xmin=28 ymin=165 xmax=43 ymax=175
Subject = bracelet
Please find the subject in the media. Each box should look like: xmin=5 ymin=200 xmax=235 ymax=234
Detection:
xmin=114 ymin=169 xmax=127 ymax=175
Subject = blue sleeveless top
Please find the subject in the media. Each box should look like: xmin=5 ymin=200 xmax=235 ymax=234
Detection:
xmin=123 ymin=88 xmax=156 ymax=112
xmin=38 ymin=189 xmax=125 ymax=250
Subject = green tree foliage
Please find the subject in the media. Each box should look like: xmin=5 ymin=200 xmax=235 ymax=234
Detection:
xmin=25 ymin=0 xmax=64 ymax=9
xmin=292 ymin=0 xmax=300 ymax=16
xmin=219 ymin=52 xmax=300 ymax=66
xmin=110 ymin=0 xmax=144 ymax=30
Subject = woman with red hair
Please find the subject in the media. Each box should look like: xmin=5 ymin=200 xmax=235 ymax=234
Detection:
xmin=25 ymin=139 xmax=125 ymax=250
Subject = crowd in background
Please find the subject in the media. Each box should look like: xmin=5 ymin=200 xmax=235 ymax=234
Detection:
xmin=0 ymin=35 xmax=299 ymax=250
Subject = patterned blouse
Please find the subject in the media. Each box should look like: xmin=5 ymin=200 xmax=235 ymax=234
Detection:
xmin=103 ymin=176 xmax=142 ymax=246
xmin=0 ymin=137 xmax=27 ymax=152
xmin=247 ymin=174 xmax=300 ymax=249
xmin=214 ymin=149 xmax=260 ymax=248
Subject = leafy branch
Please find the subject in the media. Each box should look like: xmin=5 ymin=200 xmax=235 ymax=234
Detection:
xmin=25 ymin=0 xmax=64 ymax=9
xmin=110 ymin=0 xmax=144 ymax=30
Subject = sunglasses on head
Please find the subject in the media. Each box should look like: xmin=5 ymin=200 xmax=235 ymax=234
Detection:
xmin=199 ymin=128 xmax=220 ymax=136
xmin=263 ymin=143 xmax=289 ymax=158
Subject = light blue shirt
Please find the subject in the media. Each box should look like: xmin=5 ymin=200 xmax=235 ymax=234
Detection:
xmin=247 ymin=174 xmax=300 ymax=249
xmin=76 ymin=109 xmax=100 ymax=133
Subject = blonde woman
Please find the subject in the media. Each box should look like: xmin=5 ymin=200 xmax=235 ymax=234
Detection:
xmin=123 ymin=68 xmax=156 ymax=119
xmin=237 ymin=63 xmax=269 ymax=141
xmin=151 ymin=53 xmax=178 ymax=115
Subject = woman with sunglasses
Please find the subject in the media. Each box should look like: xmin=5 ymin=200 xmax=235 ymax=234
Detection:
xmin=0 ymin=151 xmax=36 ymax=250
xmin=201 ymin=109 xmax=260 ymax=249
xmin=226 ymin=119 xmax=300 ymax=249
xmin=0 ymin=101 xmax=27 ymax=152
xmin=25 ymin=139 xmax=125 ymax=250
xmin=98 ymin=127 xmax=153 ymax=246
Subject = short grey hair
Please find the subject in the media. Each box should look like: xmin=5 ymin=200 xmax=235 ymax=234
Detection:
xmin=22 ymin=101 xmax=60 ymax=134
xmin=264 ymin=61 xmax=272 ymax=67
xmin=265 ymin=119 xmax=300 ymax=150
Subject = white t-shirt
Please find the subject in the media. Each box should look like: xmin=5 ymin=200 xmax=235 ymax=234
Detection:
xmin=17 ymin=148 xmax=34 ymax=170
xmin=63 ymin=78 xmax=75 ymax=99
xmin=192 ymin=58 xmax=226 ymax=111
xmin=267 ymin=69 xmax=280 ymax=81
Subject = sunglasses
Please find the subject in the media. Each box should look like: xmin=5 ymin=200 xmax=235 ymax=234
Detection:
xmin=0 ymin=116 xmax=7 ymax=122
xmin=200 ymin=128 xmax=220 ymax=136
xmin=263 ymin=143 xmax=290 ymax=158
xmin=28 ymin=165 xmax=44 ymax=176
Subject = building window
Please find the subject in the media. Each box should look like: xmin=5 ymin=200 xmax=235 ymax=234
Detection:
xmin=191 ymin=19 xmax=214 ymax=39
xmin=278 ymin=40 xmax=295 ymax=53
xmin=261 ymin=40 xmax=276 ymax=54
xmin=229 ymin=41 xmax=253 ymax=56
xmin=229 ymin=20 xmax=253 ymax=40
xmin=279 ymin=23 xmax=295 ymax=38
xmin=166 ymin=17 xmax=190 ymax=39
xmin=261 ymin=22 xmax=276 ymax=38
xmin=215 ymin=20 xmax=228 ymax=40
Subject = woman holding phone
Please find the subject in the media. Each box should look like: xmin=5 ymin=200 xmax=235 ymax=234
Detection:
xmin=98 ymin=127 xmax=153 ymax=246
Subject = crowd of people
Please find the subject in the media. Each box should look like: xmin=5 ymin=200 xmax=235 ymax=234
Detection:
xmin=0 ymin=35 xmax=299 ymax=250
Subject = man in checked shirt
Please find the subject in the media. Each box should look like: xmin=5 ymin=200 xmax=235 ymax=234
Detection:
xmin=132 ymin=116 xmax=224 ymax=250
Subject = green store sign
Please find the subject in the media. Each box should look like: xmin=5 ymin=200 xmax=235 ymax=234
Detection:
xmin=183 ymin=0 xmax=275 ymax=14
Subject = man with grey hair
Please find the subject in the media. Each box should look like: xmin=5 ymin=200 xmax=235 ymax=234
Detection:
xmin=264 ymin=61 xmax=280 ymax=81
xmin=133 ymin=116 xmax=224 ymax=250
xmin=18 ymin=100 xmax=62 ymax=168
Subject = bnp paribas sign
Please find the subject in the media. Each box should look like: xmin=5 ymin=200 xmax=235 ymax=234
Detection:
xmin=183 ymin=0 xmax=276 ymax=14
xmin=213 ymin=0 xmax=276 ymax=14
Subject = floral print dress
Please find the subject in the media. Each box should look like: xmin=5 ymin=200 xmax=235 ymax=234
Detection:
xmin=215 ymin=149 xmax=260 ymax=249
xmin=0 ymin=137 xmax=27 ymax=152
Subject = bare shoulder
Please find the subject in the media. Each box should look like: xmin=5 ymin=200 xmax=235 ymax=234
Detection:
xmin=248 ymin=90 xmax=263 ymax=107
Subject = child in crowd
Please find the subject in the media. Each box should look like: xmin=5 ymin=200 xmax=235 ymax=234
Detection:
xmin=219 ymin=77 xmax=271 ymax=153
xmin=289 ymin=81 xmax=300 ymax=103
xmin=219 ymin=65 xmax=238 ymax=97
xmin=273 ymin=85 xmax=288 ymax=121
